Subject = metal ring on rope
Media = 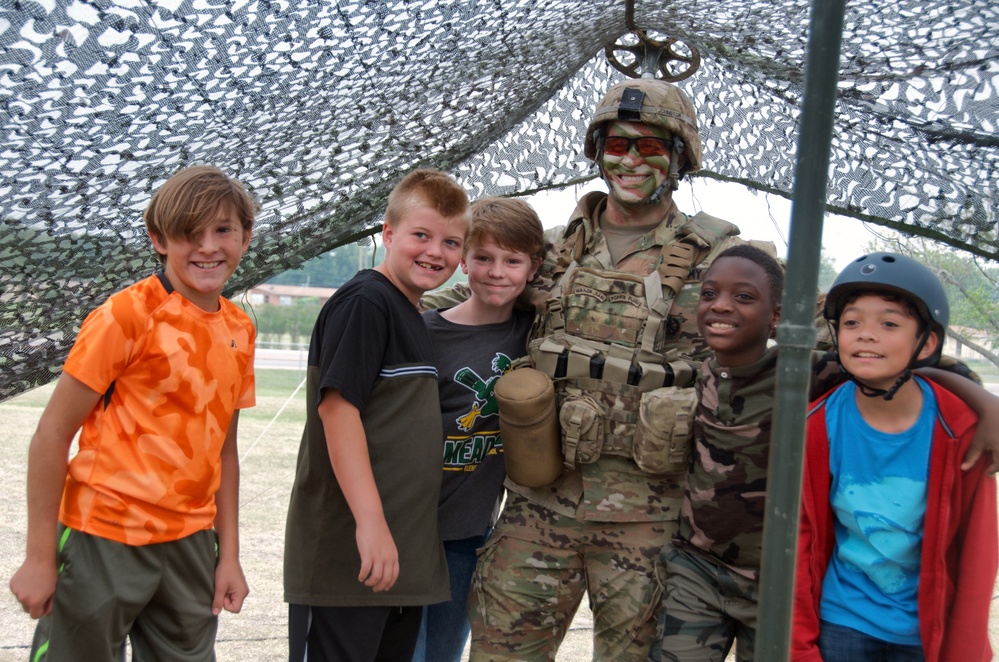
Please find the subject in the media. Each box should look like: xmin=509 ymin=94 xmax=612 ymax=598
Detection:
xmin=604 ymin=30 xmax=701 ymax=82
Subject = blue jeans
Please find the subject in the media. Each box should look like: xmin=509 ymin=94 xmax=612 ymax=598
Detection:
xmin=412 ymin=533 xmax=490 ymax=662
xmin=819 ymin=620 xmax=924 ymax=662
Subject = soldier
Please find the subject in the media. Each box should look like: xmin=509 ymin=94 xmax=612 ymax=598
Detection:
xmin=465 ymin=78 xmax=753 ymax=661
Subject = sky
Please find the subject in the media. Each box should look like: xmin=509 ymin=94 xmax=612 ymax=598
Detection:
xmin=526 ymin=177 xmax=891 ymax=271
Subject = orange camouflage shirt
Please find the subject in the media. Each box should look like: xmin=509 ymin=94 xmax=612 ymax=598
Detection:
xmin=60 ymin=274 xmax=255 ymax=545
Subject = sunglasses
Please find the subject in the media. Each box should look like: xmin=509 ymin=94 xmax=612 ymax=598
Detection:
xmin=602 ymin=136 xmax=675 ymax=157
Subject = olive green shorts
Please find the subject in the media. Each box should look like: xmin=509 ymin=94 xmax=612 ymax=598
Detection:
xmin=30 ymin=526 xmax=218 ymax=662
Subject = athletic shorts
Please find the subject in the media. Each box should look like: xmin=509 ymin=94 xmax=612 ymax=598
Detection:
xmin=31 ymin=526 xmax=218 ymax=662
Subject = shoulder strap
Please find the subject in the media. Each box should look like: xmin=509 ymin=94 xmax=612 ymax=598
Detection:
xmin=553 ymin=218 xmax=586 ymax=277
xmin=657 ymin=211 xmax=739 ymax=295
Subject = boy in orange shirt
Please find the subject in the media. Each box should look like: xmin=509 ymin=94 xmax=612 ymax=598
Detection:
xmin=9 ymin=165 xmax=257 ymax=661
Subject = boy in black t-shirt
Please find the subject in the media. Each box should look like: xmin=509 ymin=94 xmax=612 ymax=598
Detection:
xmin=284 ymin=170 xmax=471 ymax=662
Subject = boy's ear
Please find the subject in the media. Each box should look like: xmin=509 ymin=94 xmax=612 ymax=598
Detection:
xmin=380 ymin=222 xmax=393 ymax=248
xmin=149 ymin=231 xmax=168 ymax=256
xmin=917 ymin=330 xmax=941 ymax=361
xmin=241 ymin=228 xmax=252 ymax=254
xmin=460 ymin=256 xmax=469 ymax=275
xmin=770 ymin=304 xmax=782 ymax=338
xmin=530 ymin=258 xmax=543 ymax=281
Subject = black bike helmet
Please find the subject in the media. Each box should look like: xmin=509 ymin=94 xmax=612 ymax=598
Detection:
xmin=824 ymin=252 xmax=949 ymax=398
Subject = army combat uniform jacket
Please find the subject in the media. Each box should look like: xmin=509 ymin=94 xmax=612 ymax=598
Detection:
xmin=506 ymin=190 xmax=745 ymax=524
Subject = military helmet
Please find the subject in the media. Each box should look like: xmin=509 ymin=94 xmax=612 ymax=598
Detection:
xmin=825 ymin=252 xmax=949 ymax=367
xmin=584 ymin=78 xmax=702 ymax=174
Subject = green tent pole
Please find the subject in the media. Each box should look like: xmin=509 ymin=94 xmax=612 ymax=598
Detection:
xmin=757 ymin=0 xmax=848 ymax=659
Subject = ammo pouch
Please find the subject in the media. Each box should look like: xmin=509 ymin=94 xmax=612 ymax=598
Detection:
xmin=553 ymin=377 xmax=693 ymax=475
xmin=529 ymin=263 xmax=695 ymax=477
xmin=559 ymin=392 xmax=603 ymax=466
xmin=633 ymin=386 xmax=696 ymax=474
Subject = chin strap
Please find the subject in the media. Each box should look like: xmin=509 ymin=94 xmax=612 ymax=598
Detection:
xmin=834 ymin=328 xmax=931 ymax=401
xmin=847 ymin=366 xmax=912 ymax=401
xmin=648 ymin=135 xmax=685 ymax=202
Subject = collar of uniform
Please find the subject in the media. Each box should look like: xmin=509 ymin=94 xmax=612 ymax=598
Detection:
xmin=567 ymin=191 xmax=683 ymax=248
xmin=706 ymin=344 xmax=780 ymax=382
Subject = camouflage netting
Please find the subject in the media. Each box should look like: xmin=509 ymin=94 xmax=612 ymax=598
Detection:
xmin=1 ymin=0 xmax=996 ymax=401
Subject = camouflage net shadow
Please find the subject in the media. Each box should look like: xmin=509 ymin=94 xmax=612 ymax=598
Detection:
xmin=0 ymin=0 xmax=996 ymax=400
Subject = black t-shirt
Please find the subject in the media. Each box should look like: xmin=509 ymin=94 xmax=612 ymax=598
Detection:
xmin=424 ymin=308 xmax=533 ymax=540
xmin=284 ymin=270 xmax=449 ymax=606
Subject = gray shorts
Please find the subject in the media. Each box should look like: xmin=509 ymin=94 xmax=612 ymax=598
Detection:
xmin=31 ymin=526 xmax=218 ymax=662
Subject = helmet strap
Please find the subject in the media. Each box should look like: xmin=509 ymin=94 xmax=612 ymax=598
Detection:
xmin=646 ymin=178 xmax=673 ymax=204
xmin=850 ymin=369 xmax=912 ymax=401
xmin=834 ymin=327 xmax=931 ymax=401
xmin=647 ymin=135 xmax=684 ymax=204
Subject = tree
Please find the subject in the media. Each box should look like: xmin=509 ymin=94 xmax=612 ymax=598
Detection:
xmin=268 ymin=240 xmax=382 ymax=288
xmin=238 ymin=298 xmax=325 ymax=346
xmin=817 ymin=250 xmax=838 ymax=293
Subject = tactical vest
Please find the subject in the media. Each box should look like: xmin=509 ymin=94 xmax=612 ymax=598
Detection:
xmin=529 ymin=211 xmax=740 ymax=476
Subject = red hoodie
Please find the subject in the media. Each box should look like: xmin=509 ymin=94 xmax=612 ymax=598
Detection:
xmin=793 ymin=379 xmax=997 ymax=661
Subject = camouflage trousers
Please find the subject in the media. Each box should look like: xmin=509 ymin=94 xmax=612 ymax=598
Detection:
xmin=468 ymin=492 xmax=675 ymax=662
xmin=650 ymin=542 xmax=759 ymax=662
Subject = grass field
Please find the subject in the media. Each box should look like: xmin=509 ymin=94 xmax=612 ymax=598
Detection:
xmin=1 ymin=368 xmax=997 ymax=660
xmin=0 ymin=370 xmax=588 ymax=660
xmin=0 ymin=370 xmax=309 ymax=660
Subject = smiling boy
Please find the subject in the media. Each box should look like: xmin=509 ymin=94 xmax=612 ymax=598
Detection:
xmin=414 ymin=197 xmax=544 ymax=662
xmin=793 ymin=253 xmax=997 ymax=661
xmin=10 ymin=165 xmax=257 ymax=661
xmin=284 ymin=169 xmax=471 ymax=662
xmin=654 ymin=244 xmax=783 ymax=662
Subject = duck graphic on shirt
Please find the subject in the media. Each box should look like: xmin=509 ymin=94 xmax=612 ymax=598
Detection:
xmin=453 ymin=353 xmax=513 ymax=432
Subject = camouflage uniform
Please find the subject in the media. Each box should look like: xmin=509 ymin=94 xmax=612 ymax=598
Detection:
xmin=467 ymin=190 xmax=745 ymax=662
xmin=652 ymin=346 xmax=779 ymax=662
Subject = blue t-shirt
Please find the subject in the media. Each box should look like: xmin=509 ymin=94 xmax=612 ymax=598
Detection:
xmin=819 ymin=377 xmax=936 ymax=645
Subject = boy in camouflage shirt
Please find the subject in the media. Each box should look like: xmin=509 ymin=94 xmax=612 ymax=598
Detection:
xmin=652 ymin=245 xmax=783 ymax=662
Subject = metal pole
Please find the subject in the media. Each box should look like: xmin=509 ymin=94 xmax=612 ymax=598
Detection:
xmin=757 ymin=0 xmax=847 ymax=659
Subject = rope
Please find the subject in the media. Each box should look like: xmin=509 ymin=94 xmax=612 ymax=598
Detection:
xmin=239 ymin=375 xmax=306 ymax=464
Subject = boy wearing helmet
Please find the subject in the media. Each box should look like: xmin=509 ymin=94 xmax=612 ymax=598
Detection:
xmin=792 ymin=253 xmax=997 ymax=661
xmin=458 ymin=78 xmax=755 ymax=661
